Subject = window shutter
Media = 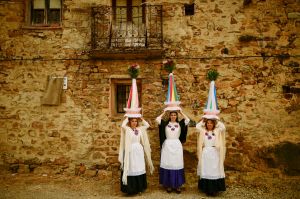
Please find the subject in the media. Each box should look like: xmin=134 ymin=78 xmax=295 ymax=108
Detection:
xmin=33 ymin=0 xmax=45 ymax=9
xmin=50 ymin=0 xmax=61 ymax=9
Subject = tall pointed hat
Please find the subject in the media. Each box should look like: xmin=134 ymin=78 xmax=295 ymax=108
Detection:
xmin=203 ymin=69 xmax=220 ymax=120
xmin=124 ymin=64 xmax=141 ymax=118
xmin=164 ymin=73 xmax=181 ymax=111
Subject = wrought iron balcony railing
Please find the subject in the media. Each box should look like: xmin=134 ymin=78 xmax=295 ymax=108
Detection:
xmin=91 ymin=5 xmax=163 ymax=56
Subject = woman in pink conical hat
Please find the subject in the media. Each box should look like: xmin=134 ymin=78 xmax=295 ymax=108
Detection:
xmin=119 ymin=117 xmax=154 ymax=195
xmin=156 ymin=60 xmax=190 ymax=193
xmin=196 ymin=69 xmax=226 ymax=197
xmin=118 ymin=64 xmax=154 ymax=195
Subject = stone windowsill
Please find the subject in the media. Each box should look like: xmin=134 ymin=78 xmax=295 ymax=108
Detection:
xmin=109 ymin=114 xmax=127 ymax=121
xmin=22 ymin=25 xmax=62 ymax=30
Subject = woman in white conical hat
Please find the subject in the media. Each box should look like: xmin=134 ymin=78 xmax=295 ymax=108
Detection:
xmin=196 ymin=69 xmax=226 ymax=196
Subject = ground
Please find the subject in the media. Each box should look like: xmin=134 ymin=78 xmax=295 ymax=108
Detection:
xmin=0 ymin=171 xmax=299 ymax=199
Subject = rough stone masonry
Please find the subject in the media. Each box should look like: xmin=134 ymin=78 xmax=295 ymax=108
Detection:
xmin=0 ymin=0 xmax=299 ymax=182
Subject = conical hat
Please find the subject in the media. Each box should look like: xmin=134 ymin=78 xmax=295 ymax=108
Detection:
xmin=124 ymin=78 xmax=141 ymax=118
xmin=164 ymin=73 xmax=181 ymax=111
xmin=202 ymin=80 xmax=220 ymax=120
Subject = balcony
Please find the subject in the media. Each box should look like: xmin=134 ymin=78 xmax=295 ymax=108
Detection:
xmin=91 ymin=5 xmax=163 ymax=60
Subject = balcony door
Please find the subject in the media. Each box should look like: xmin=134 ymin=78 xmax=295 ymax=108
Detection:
xmin=91 ymin=2 xmax=163 ymax=54
xmin=111 ymin=0 xmax=146 ymax=47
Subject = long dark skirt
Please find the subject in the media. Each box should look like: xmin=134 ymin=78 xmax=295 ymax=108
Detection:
xmin=198 ymin=178 xmax=226 ymax=194
xmin=120 ymin=172 xmax=147 ymax=195
xmin=159 ymin=167 xmax=185 ymax=188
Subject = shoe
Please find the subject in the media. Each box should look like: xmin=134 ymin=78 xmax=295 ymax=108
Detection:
xmin=175 ymin=188 xmax=181 ymax=194
xmin=166 ymin=188 xmax=172 ymax=193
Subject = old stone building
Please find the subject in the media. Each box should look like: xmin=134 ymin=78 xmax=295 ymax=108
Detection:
xmin=0 ymin=0 xmax=299 ymax=184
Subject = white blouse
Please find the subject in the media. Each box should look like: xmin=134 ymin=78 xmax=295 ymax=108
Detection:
xmin=203 ymin=130 xmax=216 ymax=147
xmin=156 ymin=116 xmax=190 ymax=139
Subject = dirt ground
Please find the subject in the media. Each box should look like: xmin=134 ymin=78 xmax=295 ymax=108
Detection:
xmin=0 ymin=171 xmax=299 ymax=199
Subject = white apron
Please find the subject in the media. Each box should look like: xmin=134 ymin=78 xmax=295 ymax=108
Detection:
xmin=128 ymin=129 xmax=146 ymax=176
xmin=201 ymin=131 xmax=223 ymax=179
xmin=160 ymin=122 xmax=184 ymax=170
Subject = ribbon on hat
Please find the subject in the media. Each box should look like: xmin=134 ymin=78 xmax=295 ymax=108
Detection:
xmin=164 ymin=73 xmax=181 ymax=111
xmin=166 ymin=73 xmax=179 ymax=103
xmin=203 ymin=80 xmax=220 ymax=115
xmin=202 ymin=69 xmax=220 ymax=119
xmin=126 ymin=79 xmax=139 ymax=109
xmin=124 ymin=64 xmax=142 ymax=118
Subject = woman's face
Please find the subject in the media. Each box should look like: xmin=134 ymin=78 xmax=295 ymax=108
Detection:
xmin=169 ymin=112 xmax=178 ymax=122
xmin=129 ymin=118 xmax=138 ymax=128
xmin=206 ymin=120 xmax=214 ymax=131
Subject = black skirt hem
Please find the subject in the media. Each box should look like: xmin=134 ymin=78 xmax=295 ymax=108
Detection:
xmin=198 ymin=178 xmax=226 ymax=194
xmin=120 ymin=172 xmax=147 ymax=195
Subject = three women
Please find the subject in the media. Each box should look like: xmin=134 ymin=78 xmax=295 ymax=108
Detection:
xmin=118 ymin=115 xmax=226 ymax=196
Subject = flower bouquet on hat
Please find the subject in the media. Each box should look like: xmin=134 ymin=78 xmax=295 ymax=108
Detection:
xmin=202 ymin=69 xmax=220 ymax=120
xmin=163 ymin=59 xmax=176 ymax=73
xmin=127 ymin=63 xmax=140 ymax=78
xmin=124 ymin=63 xmax=142 ymax=118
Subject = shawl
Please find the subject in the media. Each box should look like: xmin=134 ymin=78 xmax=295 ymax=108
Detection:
xmin=196 ymin=120 xmax=226 ymax=177
xmin=118 ymin=118 xmax=154 ymax=185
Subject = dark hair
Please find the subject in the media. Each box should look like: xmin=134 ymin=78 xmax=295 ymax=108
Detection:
xmin=168 ymin=111 xmax=179 ymax=123
xmin=205 ymin=119 xmax=216 ymax=130
xmin=128 ymin=118 xmax=139 ymax=127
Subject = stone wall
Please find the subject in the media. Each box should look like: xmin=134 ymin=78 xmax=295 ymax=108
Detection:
xmin=0 ymin=0 xmax=299 ymax=180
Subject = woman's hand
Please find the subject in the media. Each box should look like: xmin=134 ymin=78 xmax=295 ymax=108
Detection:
xmin=149 ymin=164 xmax=154 ymax=174
xmin=159 ymin=110 xmax=166 ymax=118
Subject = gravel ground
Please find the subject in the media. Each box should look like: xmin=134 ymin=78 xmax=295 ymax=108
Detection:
xmin=0 ymin=172 xmax=299 ymax=199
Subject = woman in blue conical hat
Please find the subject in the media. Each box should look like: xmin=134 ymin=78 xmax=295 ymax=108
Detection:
xmin=196 ymin=69 xmax=226 ymax=197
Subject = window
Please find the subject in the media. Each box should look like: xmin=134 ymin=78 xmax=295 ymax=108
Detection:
xmin=184 ymin=3 xmax=194 ymax=16
xmin=91 ymin=2 xmax=163 ymax=54
xmin=110 ymin=79 xmax=142 ymax=116
xmin=116 ymin=84 xmax=131 ymax=113
xmin=109 ymin=0 xmax=146 ymax=47
xmin=112 ymin=0 xmax=145 ymax=23
xmin=29 ymin=0 xmax=62 ymax=26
